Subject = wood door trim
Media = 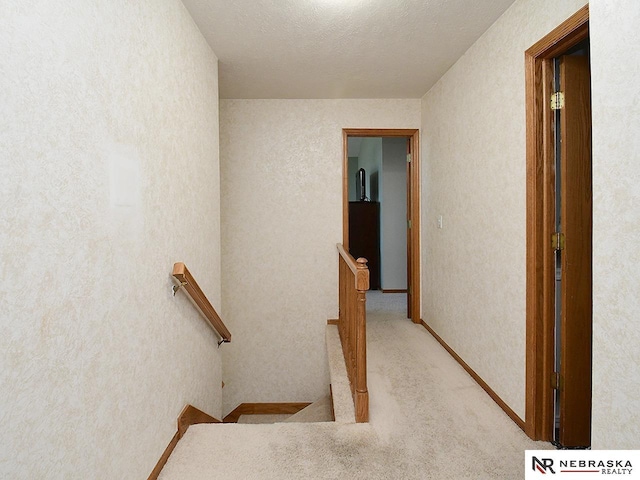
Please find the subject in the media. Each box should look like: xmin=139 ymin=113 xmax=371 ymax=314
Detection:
xmin=524 ymin=5 xmax=589 ymax=441
xmin=342 ymin=128 xmax=421 ymax=323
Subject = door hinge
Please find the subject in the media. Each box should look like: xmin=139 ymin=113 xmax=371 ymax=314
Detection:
xmin=551 ymin=372 xmax=562 ymax=390
xmin=551 ymin=92 xmax=565 ymax=110
xmin=552 ymin=232 xmax=565 ymax=251
xmin=407 ymin=219 xmax=412 ymax=229
xmin=406 ymin=153 xmax=412 ymax=163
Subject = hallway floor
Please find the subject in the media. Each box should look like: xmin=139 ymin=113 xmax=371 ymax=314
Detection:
xmin=158 ymin=292 xmax=550 ymax=479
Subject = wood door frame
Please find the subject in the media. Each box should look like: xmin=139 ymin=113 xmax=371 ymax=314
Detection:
xmin=342 ymin=128 xmax=421 ymax=324
xmin=525 ymin=5 xmax=589 ymax=441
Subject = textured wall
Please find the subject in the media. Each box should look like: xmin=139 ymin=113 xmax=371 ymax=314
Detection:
xmin=357 ymin=137 xmax=383 ymax=202
xmin=0 ymin=1 xmax=222 ymax=478
xmin=590 ymin=0 xmax=640 ymax=449
xmin=420 ymin=0 xmax=587 ymax=419
xmin=381 ymin=138 xmax=408 ymax=290
xmin=219 ymin=99 xmax=420 ymax=414
xmin=348 ymin=156 xmax=360 ymax=202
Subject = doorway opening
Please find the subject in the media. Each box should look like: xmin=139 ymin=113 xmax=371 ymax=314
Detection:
xmin=525 ymin=6 xmax=592 ymax=447
xmin=342 ymin=129 xmax=420 ymax=323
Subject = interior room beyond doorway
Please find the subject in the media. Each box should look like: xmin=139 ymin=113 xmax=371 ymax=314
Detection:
xmin=347 ymin=136 xmax=408 ymax=293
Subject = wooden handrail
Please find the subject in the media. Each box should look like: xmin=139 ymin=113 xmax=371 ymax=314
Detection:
xmin=336 ymin=243 xmax=369 ymax=422
xmin=172 ymin=262 xmax=231 ymax=344
xmin=336 ymin=243 xmax=370 ymax=291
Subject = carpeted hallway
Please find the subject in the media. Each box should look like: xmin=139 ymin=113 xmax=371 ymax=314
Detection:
xmin=158 ymin=292 xmax=550 ymax=479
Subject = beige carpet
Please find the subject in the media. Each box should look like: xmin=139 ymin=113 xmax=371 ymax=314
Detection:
xmin=159 ymin=292 xmax=550 ymax=479
xmin=283 ymin=395 xmax=333 ymax=423
xmin=237 ymin=414 xmax=292 ymax=424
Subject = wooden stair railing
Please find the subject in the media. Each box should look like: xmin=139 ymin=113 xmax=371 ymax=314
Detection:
xmin=336 ymin=243 xmax=369 ymax=422
xmin=172 ymin=262 xmax=231 ymax=345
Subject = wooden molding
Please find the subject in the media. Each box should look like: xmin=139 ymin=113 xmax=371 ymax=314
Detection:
xmin=223 ymin=402 xmax=312 ymax=424
xmin=147 ymin=404 xmax=221 ymax=480
xmin=342 ymin=131 xmax=350 ymax=251
xmin=172 ymin=262 xmax=231 ymax=343
xmin=407 ymin=131 xmax=421 ymax=324
xmin=342 ymin=128 xmax=420 ymax=137
xmin=147 ymin=431 xmax=180 ymax=480
xmin=381 ymin=289 xmax=407 ymax=294
xmin=420 ymin=320 xmax=525 ymax=431
xmin=177 ymin=404 xmax=221 ymax=437
xmin=524 ymin=5 xmax=589 ymax=441
xmin=525 ymin=5 xmax=589 ymax=58
xmin=329 ymin=384 xmax=336 ymax=421
xmin=327 ymin=319 xmax=339 ymax=325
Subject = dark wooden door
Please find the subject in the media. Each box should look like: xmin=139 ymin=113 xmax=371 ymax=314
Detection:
xmin=557 ymin=53 xmax=592 ymax=447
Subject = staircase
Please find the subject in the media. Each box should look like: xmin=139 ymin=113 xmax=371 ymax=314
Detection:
xmin=233 ymin=322 xmax=356 ymax=426
xmin=156 ymin=292 xmax=551 ymax=480
xmin=156 ymin=324 xmax=366 ymax=480
xmin=234 ymin=323 xmax=356 ymax=426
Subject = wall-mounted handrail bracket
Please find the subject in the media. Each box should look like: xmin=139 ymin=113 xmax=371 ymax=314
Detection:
xmin=172 ymin=281 xmax=188 ymax=296
xmin=171 ymin=262 xmax=232 ymax=344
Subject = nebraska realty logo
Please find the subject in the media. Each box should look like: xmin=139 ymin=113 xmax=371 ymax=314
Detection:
xmin=526 ymin=451 xmax=640 ymax=479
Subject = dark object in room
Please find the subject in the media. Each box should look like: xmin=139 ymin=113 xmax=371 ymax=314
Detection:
xmin=348 ymin=201 xmax=380 ymax=290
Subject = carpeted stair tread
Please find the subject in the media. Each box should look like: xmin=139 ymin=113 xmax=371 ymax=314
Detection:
xmin=325 ymin=325 xmax=355 ymax=423
xmin=158 ymin=422 xmax=375 ymax=480
xmin=238 ymin=414 xmax=292 ymax=424
xmin=159 ymin=292 xmax=553 ymax=480
xmin=281 ymin=395 xmax=333 ymax=423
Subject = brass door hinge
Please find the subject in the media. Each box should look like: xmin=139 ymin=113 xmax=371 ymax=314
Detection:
xmin=551 ymin=372 xmax=562 ymax=390
xmin=551 ymin=92 xmax=565 ymax=110
xmin=406 ymin=154 xmax=412 ymax=163
xmin=552 ymin=232 xmax=565 ymax=251
xmin=407 ymin=219 xmax=412 ymax=229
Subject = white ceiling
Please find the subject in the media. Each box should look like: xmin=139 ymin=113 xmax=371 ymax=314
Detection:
xmin=181 ymin=0 xmax=516 ymax=99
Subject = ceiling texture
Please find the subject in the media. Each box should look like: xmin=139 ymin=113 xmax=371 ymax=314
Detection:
xmin=181 ymin=0 xmax=516 ymax=99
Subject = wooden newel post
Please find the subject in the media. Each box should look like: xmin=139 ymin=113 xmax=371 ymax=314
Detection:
xmin=354 ymin=258 xmax=369 ymax=422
